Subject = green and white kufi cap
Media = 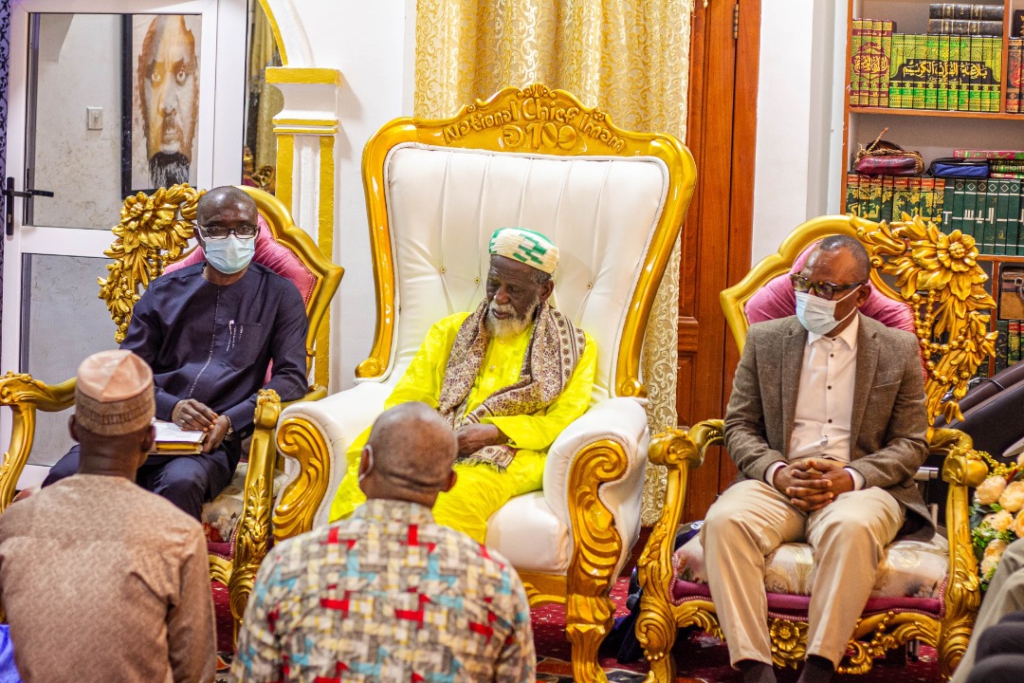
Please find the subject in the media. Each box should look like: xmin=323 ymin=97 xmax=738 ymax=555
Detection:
xmin=488 ymin=227 xmax=559 ymax=274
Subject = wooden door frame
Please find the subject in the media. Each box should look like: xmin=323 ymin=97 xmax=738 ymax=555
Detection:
xmin=678 ymin=0 xmax=760 ymax=522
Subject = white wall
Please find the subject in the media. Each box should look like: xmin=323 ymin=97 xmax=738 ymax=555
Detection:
xmin=284 ymin=0 xmax=417 ymax=391
xmin=751 ymin=0 xmax=846 ymax=264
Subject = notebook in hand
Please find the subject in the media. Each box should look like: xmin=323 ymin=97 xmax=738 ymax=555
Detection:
xmin=151 ymin=420 xmax=207 ymax=455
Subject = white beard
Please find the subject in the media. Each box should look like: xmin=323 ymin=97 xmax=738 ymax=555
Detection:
xmin=485 ymin=299 xmax=539 ymax=339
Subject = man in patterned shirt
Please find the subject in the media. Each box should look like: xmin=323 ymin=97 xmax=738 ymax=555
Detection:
xmin=234 ymin=402 xmax=536 ymax=683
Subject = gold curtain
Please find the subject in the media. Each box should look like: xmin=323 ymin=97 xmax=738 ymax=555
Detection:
xmin=414 ymin=0 xmax=694 ymax=524
xmin=248 ymin=3 xmax=283 ymax=182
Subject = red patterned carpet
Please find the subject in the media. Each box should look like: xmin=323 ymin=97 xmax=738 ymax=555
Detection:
xmin=214 ymin=577 xmax=944 ymax=682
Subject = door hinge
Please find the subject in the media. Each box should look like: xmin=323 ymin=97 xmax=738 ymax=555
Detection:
xmin=733 ymin=2 xmax=740 ymax=40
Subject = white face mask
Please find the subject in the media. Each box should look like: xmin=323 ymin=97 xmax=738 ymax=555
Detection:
xmin=794 ymin=286 xmax=861 ymax=336
xmin=202 ymin=235 xmax=255 ymax=275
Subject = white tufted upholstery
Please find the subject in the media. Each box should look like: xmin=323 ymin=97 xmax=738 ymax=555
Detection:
xmin=281 ymin=143 xmax=672 ymax=573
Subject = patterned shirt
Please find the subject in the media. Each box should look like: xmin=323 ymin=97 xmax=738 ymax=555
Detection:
xmin=233 ymin=499 xmax=535 ymax=683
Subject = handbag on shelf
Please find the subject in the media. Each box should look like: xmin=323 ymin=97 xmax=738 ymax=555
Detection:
xmin=1000 ymin=269 xmax=1024 ymax=320
xmin=928 ymin=157 xmax=990 ymax=178
xmin=853 ymin=128 xmax=925 ymax=176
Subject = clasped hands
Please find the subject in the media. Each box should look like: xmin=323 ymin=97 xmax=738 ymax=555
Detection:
xmin=772 ymin=458 xmax=855 ymax=512
xmin=455 ymin=423 xmax=509 ymax=457
xmin=171 ymin=399 xmax=231 ymax=454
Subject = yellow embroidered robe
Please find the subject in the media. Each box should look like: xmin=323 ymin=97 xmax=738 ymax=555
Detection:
xmin=329 ymin=310 xmax=598 ymax=541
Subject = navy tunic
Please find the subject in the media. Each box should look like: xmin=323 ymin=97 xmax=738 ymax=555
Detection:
xmin=121 ymin=261 xmax=309 ymax=433
xmin=45 ymin=261 xmax=309 ymax=519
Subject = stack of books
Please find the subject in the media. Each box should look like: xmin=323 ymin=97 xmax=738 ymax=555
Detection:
xmin=927 ymin=3 xmax=1004 ymax=36
xmin=954 ymin=149 xmax=1024 ymax=178
xmin=850 ymin=19 xmax=897 ymax=107
xmin=994 ymin=319 xmax=1024 ymax=373
xmin=845 ymin=175 xmax=946 ymax=223
xmin=850 ymin=5 xmax=1005 ymax=112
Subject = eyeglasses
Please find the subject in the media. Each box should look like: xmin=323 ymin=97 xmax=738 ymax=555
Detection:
xmin=790 ymin=274 xmax=865 ymax=300
xmin=198 ymin=224 xmax=258 ymax=241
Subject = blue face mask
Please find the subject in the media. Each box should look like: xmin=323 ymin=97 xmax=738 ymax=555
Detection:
xmin=202 ymin=235 xmax=255 ymax=275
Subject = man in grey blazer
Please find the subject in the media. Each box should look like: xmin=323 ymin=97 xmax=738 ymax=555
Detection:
xmin=701 ymin=235 xmax=930 ymax=683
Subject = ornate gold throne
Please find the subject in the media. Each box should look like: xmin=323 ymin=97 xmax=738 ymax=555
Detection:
xmin=269 ymin=84 xmax=696 ymax=682
xmin=636 ymin=215 xmax=992 ymax=681
xmin=0 ymin=185 xmax=342 ymax=641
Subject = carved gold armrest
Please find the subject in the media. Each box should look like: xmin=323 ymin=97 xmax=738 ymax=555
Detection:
xmin=273 ymin=415 xmax=332 ymax=543
xmin=635 ymin=421 xmax=715 ymax=664
xmin=932 ymin=427 xmax=987 ymax=679
xmin=227 ymin=389 xmax=281 ymax=642
xmin=0 ymin=373 xmax=77 ymax=513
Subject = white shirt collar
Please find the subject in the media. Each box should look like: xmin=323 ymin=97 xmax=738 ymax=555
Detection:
xmin=807 ymin=311 xmax=860 ymax=349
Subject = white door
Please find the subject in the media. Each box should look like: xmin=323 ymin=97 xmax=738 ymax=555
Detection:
xmin=1 ymin=0 xmax=248 ymax=485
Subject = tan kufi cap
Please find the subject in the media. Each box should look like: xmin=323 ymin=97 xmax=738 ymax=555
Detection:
xmin=74 ymin=350 xmax=155 ymax=436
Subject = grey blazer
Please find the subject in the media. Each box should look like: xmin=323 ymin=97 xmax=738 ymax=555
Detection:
xmin=724 ymin=313 xmax=933 ymax=540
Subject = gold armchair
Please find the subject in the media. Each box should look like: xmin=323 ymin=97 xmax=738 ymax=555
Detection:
xmin=0 ymin=185 xmax=342 ymax=640
xmin=270 ymin=84 xmax=697 ymax=682
xmin=637 ymin=215 xmax=993 ymax=681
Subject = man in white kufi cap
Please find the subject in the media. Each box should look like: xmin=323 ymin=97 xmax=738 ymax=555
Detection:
xmin=0 ymin=350 xmax=216 ymax=682
xmin=329 ymin=227 xmax=597 ymax=542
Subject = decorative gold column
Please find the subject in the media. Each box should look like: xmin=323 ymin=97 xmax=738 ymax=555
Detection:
xmin=265 ymin=67 xmax=341 ymax=389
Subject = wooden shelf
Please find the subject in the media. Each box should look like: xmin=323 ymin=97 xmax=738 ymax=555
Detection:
xmin=851 ymin=107 xmax=1024 ymax=121
xmin=978 ymin=254 xmax=1024 ymax=263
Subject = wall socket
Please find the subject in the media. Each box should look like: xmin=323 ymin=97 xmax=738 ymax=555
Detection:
xmin=86 ymin=107 xmax=103 ymax=131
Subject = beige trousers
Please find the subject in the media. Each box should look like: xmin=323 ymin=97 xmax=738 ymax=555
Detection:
xmin=700 ymin=479 xmax=904 ymax=667
xmin=950 ymin=537 xmax=1024 ymax=683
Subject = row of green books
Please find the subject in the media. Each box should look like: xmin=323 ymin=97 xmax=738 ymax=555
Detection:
xmin=942 ymin=178 xmax=1024 ymax=254
xmin=845 ymin=174 xmax=946 ymax=223
xmin=889 ymin=34 xmax=1002 ymax=111
xmin=994 ymin=319 xmax=1024 ymax=373
xmin=850 ymin=20 xmax=1006 ymax=112
xmin=845 ymin=175 xmax=1024 ymax=256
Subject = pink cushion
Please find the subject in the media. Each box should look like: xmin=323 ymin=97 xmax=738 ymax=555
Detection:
xmin=670 ymin=579 xmax=944 ymax=620
xmin=745 ymin=242 xmax=915 ymax=335
xmin=164 ymin=213 xmax=316 ymax=306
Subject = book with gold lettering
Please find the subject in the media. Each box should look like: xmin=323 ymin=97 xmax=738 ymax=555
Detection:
xmin=927 ymin=19 xmax=1005 ymax=36
xmin=868 ymin=20 xmax=884 ymax=106
xmin=1009 ymin=182 xmax=1022 ymax=254
xmin=969 ymin=35 xmax=985 ymax=111
xmin=889 ymin=33 xmax=904 ymax=107
xmin=845 ymin=173 xmax=861 ymax=215
xmin=851 ymin=20 xmax=866 ymax=106
xmin=151 ymin=420 xmax=207 ymax=455
xmin=930 ymin=4 xmax=1005 ymax=21
xmin=925 ymin=33 xmax=940 ymax=108
xmin=880 ymin=21 xmax=894 ymax=106
xmin=1009 ymin=320 xmax=1020 ymax=365
xmin=1009 ymin=38 xmax=1023 ymax=113
xmin=937 ymin=33 xmax=951 ymax=109
xmin=950 ymin=34 xmax=966 ymax=109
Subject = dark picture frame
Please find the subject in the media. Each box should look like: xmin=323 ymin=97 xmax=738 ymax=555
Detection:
xmin=120 ymin=14 xmax=201 ymax=198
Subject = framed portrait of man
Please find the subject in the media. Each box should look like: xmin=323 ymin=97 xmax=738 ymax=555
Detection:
xmin=121 ymin=14 xmax=202 ymax=197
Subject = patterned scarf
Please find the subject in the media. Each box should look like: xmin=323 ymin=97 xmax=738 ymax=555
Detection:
xmin=438 ymin=300 xmax=587 ymax=470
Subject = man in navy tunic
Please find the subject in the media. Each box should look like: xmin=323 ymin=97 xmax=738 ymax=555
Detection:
xmin=44 ymin=186 xmax=308 ymax=519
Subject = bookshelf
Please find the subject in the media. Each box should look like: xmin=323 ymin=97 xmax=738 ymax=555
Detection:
xmin=843 ymin=0 xmax=1024 ymax=376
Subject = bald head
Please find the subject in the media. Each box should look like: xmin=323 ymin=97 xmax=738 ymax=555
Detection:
xmin=359 ymin=403 xmax=458 ymax=506
xmin=196 ymin=186 xmax=256 ymax=225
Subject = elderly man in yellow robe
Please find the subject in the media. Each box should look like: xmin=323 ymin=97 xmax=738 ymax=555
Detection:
xmin=330 ymin=228 xmax=597 ymax=541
